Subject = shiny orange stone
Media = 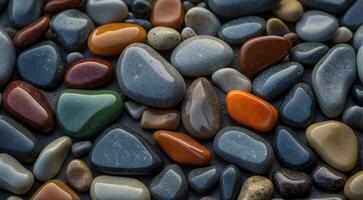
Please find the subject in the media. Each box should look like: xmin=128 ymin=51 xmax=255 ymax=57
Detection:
xmin=88 ymin=23 xmax=147 ymax=56
xmin=151 ymin=0 xmax=184 ymax=29
xmin=31 ymin=179 xmax=80 ymax=200
xmin=226 ymin=90 xmax=278 ymax=132
xmin=154 ymin=130 xmax=211 ymax=166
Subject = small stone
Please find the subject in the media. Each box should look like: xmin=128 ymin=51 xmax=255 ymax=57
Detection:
xmin=273 ymin=169 xmax=312 ymax=199
xmin=220 ymin=165 xmax=242 ymax=200
xmin=237 ymin=176 xmax=273 ymax=200
xmin=341 ymin=0 xmax=363 ymax=30
xmin=213 ymin=126 xmax=274 ymax=174
xmin=342 ymin=106 xmax=363 ymax=131
xmin=65 ymin=159 xmax=93 ymax=192
xmin=352 ymin=85 xmax=363 ymax=106
xmin=306 ymin=121 xmax=358 ymax=172
xmin=124 ymin=101 xmax=147 ymax=120
xmin=7 ymin=196 xmax=23 ymax=200
xmin=283 ymin=32 xmax=298 ymax=45
xmin=332 ymin=27 xmax=353 ymax=43
xmin=188 ymin=166 xmax=220 ymax=193
xmin=8 ymin=0 xmax=43 ymax=28
xmin=66 ymin=52 xmax=84 ymax=65
xmin=154 ymin=130 xmax=211 ymax=166
xmin=312 ymin=164 xmax=347 ymax=192
xmin=147 ymin=26 xmax=181 ymax=51
xmin=182 ymin=78 xmax=221 ymax=139
xmin=86 ymin=0 xmax=128 ymax=25
xmin=33 ymin=136 xmax=72 ymax=182
xmin=32 ymin=179 xmax=80 ymax=200
xmin=151 ymin=0 xmax=184 ymax=29
xmin=290 ymin=42 xmax=329 ymax=66
xmin=181 ymin=27 xmax=197 ymax=40
xmin=353 ymin=25 xmax=363 ymax=49
xmin=307 ymin=194 xmax=346 ymax=200
xmin=91 ymin=176 xmax=151 ymax=200
xmin=299 ymin=0 xmax=352 ymax=14
xmin=91 ymin=125 xmax=163 ymax=174
xmin=296 ymin=10 xmax=339 ymax=42
xmin=140 ymin=108 xmax=180 ymax=130
xmin=344 ymin=171 xmax=363 ymax=200
xmin=124 ymin=18 xmax=153 ymax=31
xmin=0 ymin=29 xmax=15 ymax=88
xmin=171 ymin=36 xmax=233 ymax=77
xmin=150 ymin=164 xmax=188 ymax=200
xmin=51 ymin=9 xmax=94 ymax=51
xmin=44 ymin=0 xmax=83 ymax=13
xmin=71 ymin=141 xmax=92 ymax=158
xmin=358 ymin=46 xmax=363 ymax=83
xmin=183 ymin=1 xmax=194 ymax=12
xmin=272 ymin=0 xmax=304 ymax=22
xmin=185 ymin=7 xmax=220 ymax=36
xmin=266 ymin=18 xmax=290 ymax=36
xmin=131 ymin=0 xmax=152 ymax=19
xmin=0 ymin=154 xmax=34 ymax=195
xmin=212 ymin=68 xmax=251 ymax=93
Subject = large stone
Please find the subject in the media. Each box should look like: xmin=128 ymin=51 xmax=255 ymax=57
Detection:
xmin=341 ymin=0 xmax=363 ymax=30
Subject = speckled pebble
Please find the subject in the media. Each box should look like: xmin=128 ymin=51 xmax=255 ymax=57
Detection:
xmin=147 ymin=26 xmax=181 ymax=51
xmin=237 ymin=176 xmax=273 ymax=200
xmin=185 ymin=7 xmax=220 ymax=36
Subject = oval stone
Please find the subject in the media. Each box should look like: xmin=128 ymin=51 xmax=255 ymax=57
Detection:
xmin=212 ymin=68 xmax=251 ymax=93
xmin=312 ymin=164 xmax=347 ymax=192
xmin=185 ymin=7 xmax=221 ymax=36
xmin=220 ymin=165 xmax=241 ymax=200
xmin=8 ymin=0 xmax=43 ymax=28
xmin=332 ymin=26 xmax=353 ymax=43
xmin=3 ymin=81 xmax=55 ymax=133
xmin=237 ymin=176 xmax=273 ymax=200
xmin=151 ymin=0 xmax=184 ymax=29
xmin=353 ymin=25 xmax=363 ymax=49
xmin=140 ymin=108 xmax=180 ymax=130
xmin=342 ymin=106 xmax=363 ymax=131
xmin=117 ymin=43 xmax=185 ymax=108
xmin=358 ymin=46 xmax=363 ymax=83
xmin=147 ymin=26 xmax=181 ymax=51
xmin=86 ymin=0 xmax=128 ymax=25
xmin=65 ymin=159 xmax=93 ymax=192
xmin=32 ymin=179 xmax=80 ymax=200
xmin=181 ymin=27 xmax=197 ymax=40
xmin=171 ymin=36 xmax=233 ymax=77
xmin=0 ymin=29 xmax=15 ymax=88
xmin=272 ymin=0 xmax=304 ymax=22
xmin=290 ymin=42 xmax=329 ymax=66
xmin=71 ymin=141 xmax=92 ymax=158
xmin=344 ymin=171 xmax=363 ymax=200
xmin=44 ymin=0 xmax=83 ymax=13
xmin=273 ymin=168 xmax=312 ymax=199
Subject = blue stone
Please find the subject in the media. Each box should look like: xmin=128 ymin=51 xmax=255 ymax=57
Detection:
xmin=0 ymin=28 xmax=15 ymax=88
xmin=352 ymin=85 xmax=363 ymax=106
xmin=342 ymin=0 xmax=363 ymax=30
xmin=342 ymin=106 xmax=363 ymax=131
xmin=8 ymin=0 xmax=43 ymax=28
xmin=188 ymin=166 xmax=220 ymax=194
xmin=290 ymin=42 xmax=329 ymax=66
xmin=220 ymin=165 xmax=241 ymax=200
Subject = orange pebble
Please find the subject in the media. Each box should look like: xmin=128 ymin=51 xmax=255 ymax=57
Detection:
xmin=226 ymin=90 xmax=278 ymax=132
xmin=31 ymin=179 xmax=80 ymax=200
xmin=151 ymin=0 xmax=184 ymax=29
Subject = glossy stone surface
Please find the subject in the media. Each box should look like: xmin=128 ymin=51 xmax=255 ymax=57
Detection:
xmin=226 ymin=90 xmax=278 ymax=132
xmin=150 ymin=164 xmax=188 ymax=200
xmin=352 ymin=85 xmax=363 ymax=106
xmin=181 ymin=27 xmax=197 ymax=40
xmin=147 ymin=26 xmax=181 ymax=51
xmin=341 ymin=0 xmax=363 ymax=30
xmin=239 ymin=35 xmax=291 ymax=76
xmin=86 ymin=0 xmax=128 ymax=25
xmin=56 ymin=89 xmax=123 ymax=139
xmin=332 ymin=26 xmax=353 ymax=43
xmin=91 ymin=176 xmax=151 ymax=200
xmin=171 ymin=36 xmax=233 ymax=77
xmin=0 ymin=154 xmax=34 ymax=195
xmin=342 ymin=106 xmax=363 ymax=131
xmin=212 ymin=68 xmax=251 ymax=93
xmin=344 ymin=171 xmax=363 ymax=200
xmin=44 ymin=0 xmax=83 ymax=13
xmin=290 ymin=42 xmax=329 ymax=66
xmin=188 ymin=166 xmax=220 ymax=193
xmin=0 ymin=29 xmax=15 ymax=88
xmin=217 ymin=16 xmax=265 ymax=45
xmin=312 ymin=44 xmax=356 ymax=118
xmin=0 ymin=115 xmax=39 ymax=163
xmin=66 ymin=52 xmax=84 ymax=65
xmin=220 ymin=165 xmax=241 ymax=200
xmin=3 ymin=81 xmax=55 ymax=133
xmin=8 ymin=0 xmax=43 ymax=28
xmin=237 ymin=176 xmax=273 ymax=200
xmin=182 ymin=78 xmax=221 ymax=139
xmin=151 ymin=0 xmax=184 ymax=29
xmin=71 ymin=141 xmax=92 ymax=158
xmin=65 ymin=159 xmax=93 ymax=192
xmin=154 ymin=130 xmax=211 ymax=166
xmin=33 ymin=136 xmax=72 ymax=182
xmin=117 ymin=43 xmax=185 ymax=108
xmin=358 ymin=46 xmax=363 ymax=83
xmin=272 ymin=0 xmax=304 ymax=22
xmin=273 ymin=168 xmax=312 ymax=199
xmin=64 ymin=58 xmax=113 ymax=89
xmin=353 ymin=25 xmax=363 ymax=49
xmin=17 ymin=41 xmax=65 ymax=89
xmin=279 ymin=83 xmax=316 ymax=127
xmin=213 ymin=126 xmax=273 ymax=174
xmin=312 ymin=164 xmax=347 ymax=192
xmin=91 ymin=125 xmax=163 ymax=175
xmin=266 ymin=18 xmax=290 ymax=36
xmin=32 ymin=179 xmax=80 ymax=200
xmin=185 ymin=7 xmax=220 ymax=36
xmin=124 ymin=101 xmax=147 ymax=120
xmin=140 ymin=108 xmax=180 ymax=130
xmin=299 ymin=0 xmax=352 ymax=14
xmin=306 ymin=121 xmax=358 ymax=172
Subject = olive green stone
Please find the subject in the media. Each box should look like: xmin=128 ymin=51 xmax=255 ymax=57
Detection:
xmin=56 ymin=89 xmax=123 ymax=139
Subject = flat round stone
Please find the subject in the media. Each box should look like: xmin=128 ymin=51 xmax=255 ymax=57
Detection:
xmin=237 ymin=176 xmax=273 ymax=200
xmin=272 ymin=0 xmax=304 ymax=22
xmin=341 ymin=0 xmax=363 ymax=30
xmin=312 ymin=164 xmax=347 ymax=192
xmin=8 ymin=0 xmax=43 ymax=28
xmin=188 ymin=166 xmax=220 ymax=193
xmin=140 ymin=108 xmax=180 ymax=130
xmin=273 ymin=168 xmax=312 ymax=199
xmin=212 ymin=68 xmax=251 ymax=93
xmin=220 ymin=165 xmax=241 ymax=200
xmin=71 ymin=141 xmax=92 ymax=158
xmin=342 ymin=106 xmax=363 ymax=131
xmin=86 ymin=0 xmax=128 ymax=25
xmin=151 ymin=0 xmax=184 ymax=29
xmin=0 ymin=29 xmax=15 ymax=88
xmin=147 ymin=26 xmax=181 ymax=51
xmin=32 ymin=179 xmax=80 ymax=200
xmin=290 ymin=42 xmax=329 ymax=66
xmin=44 ymin=0 xmax=83 ymax=13
xmin=65 ymin=159 xmax=93 ymax=192
xmin=185 ymin=7 xmax=221 ymax=36
xmin=344 ymin=171 xmax=363 ymax=200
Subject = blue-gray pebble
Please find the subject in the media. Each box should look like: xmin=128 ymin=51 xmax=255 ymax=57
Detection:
xmin=358 ymin=46 xmax=363 ymax=83
xmin=66 ymin=52 xmax=84 ymax=65
xmin=353 ymin=25 xmax=363 ymax=49
xmin=0 ymin=29 xmax=15 ymax=88
xmin=220 ymin=165 xmax=241 ymax=200
xmin=86 ymin=0 xmax=129 ymax=25
xmin=342 ymin=106 xmax=363 ymax=131
xmin=290 ymin=42 xmax=329 ymax=66
xmin=71 ymin=141 xmax=92 ymax=158
xmin=188 ymin=166 xmax=220 ymax=194
xmin=8 ymin=0 xmax=43 ymax=28
xmin=299 ymin=0 xmax=353 ymax=14
xmin=342 ymin=0 xmax=363 ymax=30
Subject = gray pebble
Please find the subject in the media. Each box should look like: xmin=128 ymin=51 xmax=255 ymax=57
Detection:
xmin=290 ymin=42 xmax=329 ymax=66
xmin=185 ymin=7 xmax=221 ymax=36
xmin=358 ymin=46 xmax=363 ymax=83
xmin=183 ymin=1 xmax=194 ymax=12
xmin=0 ymin=29 xmax=15 ymax=88
xmin=332 ymin=27 xmax=353 ymax=43
xmin=188 ymin=166 xmax=220 ymax=193
xmin=67 ymin=52 xmax=84 ymax=65
xmin=181 ymin=27 xmax=197 ymax=40
xmin=8 ymin=0 xmax=43 ymax=28
xmin=341 ymin=0 xmax=363 ymax=30
xmin=212 ymin=68 xmax=251 ymax=93
xmin=342 ymin=106 xmax=363 ymax=131
xmin=71 ymin=141 xmax=92 ymax=158
xmin=124 ymin=18 xmax=152 ymax=30
xmin=147 ymin=26 xmax=181 ymax=51
xmin=86 ymin=0 xmax=129 ymax=25
xmin=353 ymin=25 xmax=363 ymax=49
xmin=124 ymin=101 xmax=147 ymax=120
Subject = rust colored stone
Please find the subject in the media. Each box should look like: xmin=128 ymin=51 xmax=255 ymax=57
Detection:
xmin=44 ymin=0 xmax=84 ymax=14
xmin=151 ymin=0 xmax=184 ymax=29
xmin=3 ymin=81 xmax=55 ymax=133
xmin=140 ymin=108 xmax=181 ymax=130
xmin=283 ymin=33 xmax=298 ymax=45
xmin=31 ymin=179 xmax=80 ymax=200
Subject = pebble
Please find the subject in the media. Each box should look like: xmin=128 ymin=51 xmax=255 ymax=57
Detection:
xmin=91 ymin=176 xmax=151 ymax=200
xmin=181 ymin=27 xmax=197 ymax=40
xmin=0 ymin=154 xmax=34 ymax=195
xmin=124 ymin=18 xmax=153 ymax=31
xmin=117 ymin=43 xmax=185 ymax=108
xmin=312 ymin=44 xmax=356 ymax=118
xmin=252 ymin=62 xmax=304 ymax=100
xmin=296 ymin=10 xmax=339 ymax=42
xmin=272 ymin=0 xmax=304 ymax=22
xmin=213 ymin=126 xmax=273 ymax=174
xmin=51 ymin=9 xmax=94 ymax=51
xmin=332 ymin=27 xmax=353 ymax=43
xmin=65 ymin=159 xmax=93 ymax=192
xmin=183 ymin=1 xmax=194 ymax=12
xmin=237 ymin=176 xmax=273 ymax=200
xmin=3 ymin=81 xmax=55 ymax=133
xmin=273 ymin=168 xmax=312 ymax=199
xmin=290 ymin=42 xmax=329 ymax=66
xmin=8 ymin=0 xmax=43 ymax=28
xmin=279 ymin=83 xmax=316 ymax=127
xmin=154 ymin=130 xmax=211 ymax=166
xmin=188 ymin=166 xmax=220 ymax=193
xmin=217 ymin=16 xmax=265 ymax=45
xmin=86 ymin=0 xmax=128 ymax=25
xmin=239 ymin=35 xmax=291 ymax=76
xmin=182 ymin=78 xmax=221 ymax=139
xmin=352 ymin=85 xmax=363 ymax=106
xmin=7 ymin=196 xmax=23 ymax=200
xmin=32 ymin=179 xmax=80 ymax=200
xmin=33 ymin=136 xmax=72 ymax=182
xmin=91 ymin=125 xmax=163 ymax=174
xmin=0 ymin=29 xmax=15 ymax=88
xmin=140 ymin=108 xmax=180 ymax=130
xmin=71 ymin=141 xmax=92 ymax=158
xmin=342 ymin=106 xmax=363 ymax=131
xmin=208 ymin=0 xmax=278 ymax=19
xmin=151 ymin=0 xmax=184 ymax=29
xmin=131 ymin=0 xmax=152 ymax=19
xmin=147 ymin=26 xmax=181 ymax=51
xmin=124 ymin=101 xmax=147 ymax=120
xmin=150 ymin=164 xmax=188 ymax=200
xmin=306 ymin=121 xmax=358 ymax=172
xmin=64 ymin=58 xmax=113 ymax=89
xmin=212 ymin=68 xmax=251 ymax=93
xmin=358 ymin=46 xmax=363 ymax=82
xmin=0 ymin=115 xmax=39 ymax=164
xmin=299 ymin=0 xmax=352 ymax=14
xmin=185 ymin=7 xmax=220 ymax=36
xmin=266 ymin=18 xmax=290 ymax=36
xmin=344 ymin=171 xmax=363 ymax=200
xmin=220 ymin=165 xmax=241 ymax=200
xmin=17 ymin=41 xmax=65 ymax=89
xmin=312 ymin=164 xmax=347 ymax=192
xmin=353 ymin=25 xmax=363 ymax=49
xmin=307 ymin=194 xmax=346 ymax=200
xmin=283 ymin=32 xmax=298 ymax=45
xmin=13 ymin=16 xmax=50 ymax=49
xmin=171 ymin=36 xmax=233 ymax=77
xmin=342 ymin=0 xmax=363 ymax=30
xmin=66 ymin=52 xmax=84 ymax=65
xmin=44 ymin=0 xmax=83 ymax=13
xmin=274 ymin=126 xmax=316 ymax=170
xmin=226 ymin=90 xmax=278 ymax=132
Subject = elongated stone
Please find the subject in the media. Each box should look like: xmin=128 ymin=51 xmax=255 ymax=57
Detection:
xmin=312 ymin=164 xmax=347 ymax=192
xmin=151 ymin=0 xmax=184 ymax=29
xmin=212 ymin=68 xmax=251 ymax=93
xmin=290 ymin=42 xmax=329 ymax=66
xmin=220 ymin=165 xmax=241 ymax=200
xmin=65 ymin=159 xmax=93 ymax=192
xmin=71 ymin=141 xmax=92 ymax=158
xmin=238 ymin=176 xmax=273 ymax=200
xmin=358 ymin=46 xmax=363 ymax=83
xmin=188 ymin=166 xmax=220 ymax=193
xmin=0 ymin=29 xmax=15 ymax=88
xmin=140 ymin=108 xmax=180 ymax=130
xmin=32 ymin=179 xmax=80 ymax=200
xmin=44 ymin=0 xmax=83 ymax=13
xmin=273 ymin=168 xmax=312 ymax=199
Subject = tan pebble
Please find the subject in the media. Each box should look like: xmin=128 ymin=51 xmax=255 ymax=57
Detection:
xmin=147 ymin=26 xmax=181 ymax=51
xmin=344 ymin=171 xmax=363 ymax=200
xmin=273 ymin=0 xmax=304 ymax=22
xmin=65 ymin=159 xmax=93 ymax=192
xmin=140 ymin=108 xmax=181 ymax=130
xmin=332 ymin=26 xmax=353 ymax=43
xmin=238 ymin=176 xmax=273 ymax=200
xmin=266 ymin=18 xmax=290 ymax=36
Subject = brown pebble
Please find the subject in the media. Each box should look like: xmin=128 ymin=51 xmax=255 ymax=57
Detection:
xmin=140 ymin=108 xmax=181 ymax=130
xmin=266 ymin=18 xmax=290 ymax=36
xmin=272 ymin=0 xmax=304 ymax=22
xmin=344 ymin=171 xmax=363 ymax=200
xmin=65 ymin=159 xmax=93 ymax=192
xmin=44 ymin=0 xmax=84 ymax=14
xmin=31 ymin=179 xmax=80 ymax=200
xmin=151 ymin=0 xmax=184 ymax=29
xmin=283 ymin=32 xmax=298 ymax=45
xmin=13 ymin=16 xmax=49 ymax=49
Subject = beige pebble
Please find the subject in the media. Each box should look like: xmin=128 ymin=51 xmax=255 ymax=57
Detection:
xmin=272 ymin=0 xmax=304 ymax=22
xmin=65 ymin=159 xmax=93 ymax=192
xmin=332 ymin=26 xmax=353 ymax=43
xmin=238 ymin=176 xmax=273 ymax=200
xmin=344 ymin=171 xmax=363 ymax=200
xmin=147 ymin=26 xmax=181 ymax=51
xmin=266 ymin=18 xmax=290 ymax=36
